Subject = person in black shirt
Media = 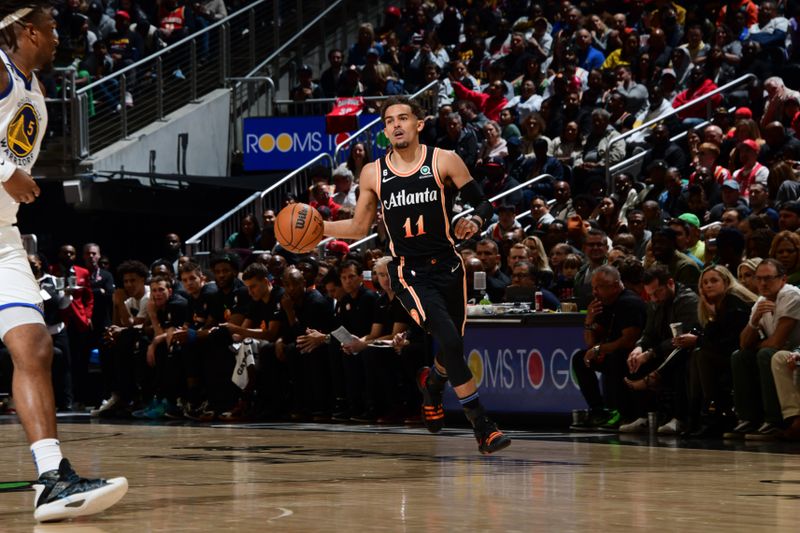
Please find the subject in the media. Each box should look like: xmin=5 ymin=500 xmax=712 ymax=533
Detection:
xmin=476 ymin=238 xmax=511 ymax=303
xmin=135 ymin=276 xmax=189 ymax=418
xmin=274 ymin=268 xmax=335 ymax=419
xmin=206 ymin=253 xmax=249 ymax=326
xmin=171 ymin=262 xmax=217 ymax=418
xmin=320 ymin=96 xmax=510 ymax=454
xmin=571 ymin=265 xmax=646 ymax=429
xmin=220 ymin=263 xmax=284 ymax=420
xmin=333 ymin=260 xmax=379 ymax=421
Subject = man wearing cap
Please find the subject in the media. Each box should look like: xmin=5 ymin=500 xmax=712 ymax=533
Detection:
xmin=290 ymin=65 xmax=324 ymax=109
xmin=487 ymin=204 xmax=522 ymax=243
xmin=650 ymin=228 xmax=701 ymax=291
xmin=732 ymin=139 xmax=769 ymax=196
xmin=108 ymin=10 xmax=143 ymax=75
xmin=678 ymin=213 xmax=705 ymax=264
xmin=87 ymin=1 xmax=115 ymax=41
xmin=709 ymin=180 xmax=751 ymax=223
xmin=659 ymin=68 xmax=679 ymax=102
xmin=479 ymin=156 xmax=523 ymax=211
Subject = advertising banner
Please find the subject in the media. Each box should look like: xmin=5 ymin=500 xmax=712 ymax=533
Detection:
xmin=243 ymin=114 xmax=389 ymax=171
xmin=443 ymin=322 xmax=587 ymax=414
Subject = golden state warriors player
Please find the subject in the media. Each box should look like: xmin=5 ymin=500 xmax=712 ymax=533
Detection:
xmin=323 ymin=96 xmax=510 ymax=454
xmin=0 ymin=2 xmax=127 ymax=521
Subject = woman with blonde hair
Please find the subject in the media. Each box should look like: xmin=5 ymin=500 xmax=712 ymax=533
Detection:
xmin=769 ymin=231 xmax=800 ymax=286
xmin=679 ymin=265 xmax=756 ymax=436
xmin=521 ymin=235 xmax=554 ymax=288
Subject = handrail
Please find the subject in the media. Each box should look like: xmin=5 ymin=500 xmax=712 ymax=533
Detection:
xmin=185 ymin=191 xmax=262 ymax=247
xmin=273 ymin=94 xmax=405 ymax=104
xmin=343 ymin=173 xmax=555 ymax=250
xmin=454 ymin=174 xmax=555 ymax=220
xmin=608 ymin=117 xmax=714 ymax=175
xmin=245 ymin=0 xmax=344 ymax=78
xmin=260 ymin=152 xmax=335 ymax=199
xmin=331 ymin=79 xmax=439 ymax=163
xmin=604 ymin=73 xmax=757 ymax=179
xmin=184 ymin=152 xmax=335 ymax=248
xmin=78 ymin=0 xmax=270 ymax=95
xmin=228 ymin=76 xmax=276 ymax=94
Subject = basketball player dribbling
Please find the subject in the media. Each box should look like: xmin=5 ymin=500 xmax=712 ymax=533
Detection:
xmin=0 ymin=2 xmax=127 ymax=521
xmin=323 ymin=96 xmax=511 ymax=454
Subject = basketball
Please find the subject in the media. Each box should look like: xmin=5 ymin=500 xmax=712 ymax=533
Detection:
xmin=275 ymin=203 xmax=324 ymax=254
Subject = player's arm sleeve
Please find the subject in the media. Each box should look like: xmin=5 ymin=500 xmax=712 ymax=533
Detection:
xmin=458 ymin=179 xmax=494 ymax=229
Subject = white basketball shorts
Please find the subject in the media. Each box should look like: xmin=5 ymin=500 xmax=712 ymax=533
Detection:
xmin=0 ymin=225 xmax=45 ymax=339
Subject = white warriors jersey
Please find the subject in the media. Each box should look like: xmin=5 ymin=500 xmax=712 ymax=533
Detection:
xmin=0 ymin=48 xmax=47 ymax=226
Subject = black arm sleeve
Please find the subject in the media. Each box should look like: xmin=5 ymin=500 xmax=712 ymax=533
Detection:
xmin=458 ymin=179 xmax=494 ymax=229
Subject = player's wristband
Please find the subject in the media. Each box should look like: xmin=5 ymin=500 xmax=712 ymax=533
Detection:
xmin=186 ymin=328 xmax=197 ymax=344
xmin=0 ymin=159 xmax=17 ymax=182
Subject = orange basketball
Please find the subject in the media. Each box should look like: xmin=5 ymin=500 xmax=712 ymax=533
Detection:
xmin=275 ymin=203 xmax=324 ymax=254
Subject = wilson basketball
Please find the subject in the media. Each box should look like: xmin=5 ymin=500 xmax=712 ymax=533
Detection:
xmin=275 ymin=203 xmax=324 ymax=254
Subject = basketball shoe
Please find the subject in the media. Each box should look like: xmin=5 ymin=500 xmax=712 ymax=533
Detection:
xmin=472 ymin=414 xmax=512 ymax=455
xmin=33 ymin=458 xmax=128 ymax=522
xmin=417 ymin=367 xmax=445 ymax=433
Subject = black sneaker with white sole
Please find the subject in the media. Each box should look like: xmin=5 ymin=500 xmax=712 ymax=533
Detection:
xmin=33 ymin=458 xmax=128 ymax=522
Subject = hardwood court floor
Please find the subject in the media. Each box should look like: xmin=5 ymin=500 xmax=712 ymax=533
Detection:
xmin=1 ymin=418 xmax=799 ymax=532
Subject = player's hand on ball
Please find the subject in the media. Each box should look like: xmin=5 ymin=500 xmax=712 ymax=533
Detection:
xmin=453 ymin=217 xmax=479 ymax=240
xmin=2 ymin=169 xmax=40 ymax=204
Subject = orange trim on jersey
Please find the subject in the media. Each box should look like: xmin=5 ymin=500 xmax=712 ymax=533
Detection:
xmin=458 ymin=253 xmax=467 ymax=335
xmin=384 ymin=145 xmax=427 ymax=176
xmin=432 ymin=148 xmax=457 ymax=249
xmin=376 ymin=158 xmax=397 ymax=257
xmin=397 ymin=257 xmax=426 ymax=323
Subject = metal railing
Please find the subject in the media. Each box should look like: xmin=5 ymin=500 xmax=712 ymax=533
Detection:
xmin=604 ymin=73 xmax=757 ymax=181
xmin=340 ymin=173 xmax=556 ymax=251
xmin=64 ymin=0 xmax=334 ymax=158
xmin=185 ymin=152 xmax=335 ymax=259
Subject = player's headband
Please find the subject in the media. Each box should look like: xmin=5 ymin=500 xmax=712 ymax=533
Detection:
xmin=0 ymin=8 xmax=34 ymax=31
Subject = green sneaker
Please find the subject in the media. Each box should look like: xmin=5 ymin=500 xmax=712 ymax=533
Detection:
xmin=598 ymin=409 xmax=621 ymax=430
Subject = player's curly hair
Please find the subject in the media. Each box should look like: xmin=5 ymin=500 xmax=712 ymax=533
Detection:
xmin=0 ymin=1 xmax=54 ymax=51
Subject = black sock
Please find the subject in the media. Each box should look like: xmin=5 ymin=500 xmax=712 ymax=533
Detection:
xmin=459 ymin=392 xmax=484 ymax=425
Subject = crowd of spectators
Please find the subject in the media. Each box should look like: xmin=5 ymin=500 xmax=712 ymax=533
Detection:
xmin=47 ymin=0 xmax=241 ymax=110
xmin=289 ymin=0 xmax=800 ymax=440
xmin=3 ymin=1 xmax=800 ymax=441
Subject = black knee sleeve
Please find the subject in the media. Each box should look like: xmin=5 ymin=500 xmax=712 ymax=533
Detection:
xmin=430 ymin=323 xmax=471 ymax=387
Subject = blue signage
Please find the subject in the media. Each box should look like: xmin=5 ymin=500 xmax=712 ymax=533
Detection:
xmin=443 ymin=321 xmax=587 ymax=414
xmin=243 ymin=115 xmax=387 ymax=171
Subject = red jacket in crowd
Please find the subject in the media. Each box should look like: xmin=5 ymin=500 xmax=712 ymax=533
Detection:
xmin=672 ymin=78 xmax=723 ymax=120
xmin=451 ymin=80 xmax=508 ymax=122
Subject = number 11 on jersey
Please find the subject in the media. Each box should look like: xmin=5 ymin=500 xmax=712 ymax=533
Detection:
xmin=403 ymin=215 xmax=426 ymax=238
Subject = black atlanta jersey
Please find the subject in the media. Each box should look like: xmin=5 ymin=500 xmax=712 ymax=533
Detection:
xmin=376 ymin=145 xmax=459 ymax=261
